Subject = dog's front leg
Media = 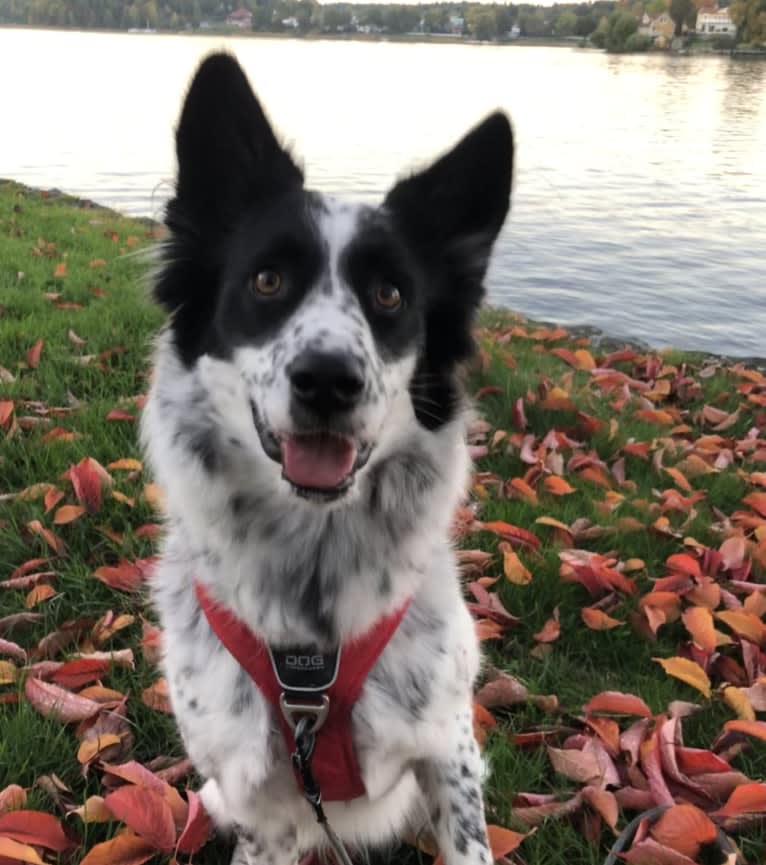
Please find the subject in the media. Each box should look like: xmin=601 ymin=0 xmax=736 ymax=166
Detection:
xmin=232 ymin=822 xmax=298 ymax=865
xmin=417 ymin=726 xmax=491 ymax=865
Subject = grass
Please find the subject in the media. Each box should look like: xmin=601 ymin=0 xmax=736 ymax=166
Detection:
xmin=1 ymin=178 xmax=765 ymax=865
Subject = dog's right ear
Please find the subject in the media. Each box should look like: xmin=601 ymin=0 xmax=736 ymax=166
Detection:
xmin=172 ymin=53 xmax=303 ymax=232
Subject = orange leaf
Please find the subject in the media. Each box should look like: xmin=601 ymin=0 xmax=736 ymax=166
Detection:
xmin=93 ymin=560 xmax=144 ymax=593
xmin=581 ymin=607 xmax=624 ymax=630
xmin=665 ymin=553 xmax=702 ymax=579
xmin=80 ymin=831 xmax=157 ymax=865
xmin=583 ymin=691 xmax=651 ymax=717
xmin=664 ymin=466 xmax=692 ymax=493
xmin=0 ymin=400 xmax=13 ymax=427
xmin=649 ymin=804 xmax=716 ymax=859
xmin=142 ymin=678 xmax=173 ymax=713
xmin=681 ymin=607 xmax=716 ymax=652
xmin=25 ymin=585 xmax=56 ymax=608
xmin=26 ymin=339 xmax=44 ymax=369
xmin=53 ymin=262 xmax=67 ymax=278
xmin=472 ymin=703 xmax=498 ymax=746
xmin=0 ymin=661 xmax=17 ymax=685
xmin=481 ymin=520 xmax=540 ymax=549
xmin=533 ymin=608 xmax=560 ymax=643
xmin=53 ymin=504 xmax=86 ymax=525
xmin=0 ymin=785 xmax=27 ymax=815
xmin=25 ymin=520 xmax=66 ymax=555
xmin=0 ymin=837 xmax=45 ymax=864
xmin=724 ymin=719 xmax=766 ymax=741
xmin=653 ymin=657 xmax=711 ymax=699
xmin=143 ymin=483 xmax=165 ymax=512
xmin=89 ymin=258 xmax=107 ymax=269
xmin=104 ymin=785 xmax=176 ymax=852
xmin=743 ymin=492 xmax=766 ymax=518
xmin=486 ymin=825 xmax=527 ymax=859
xmin=508 ymin=477 xmax=538 ymax=504
xmin=712 ymin=781 xmax=766 ymax=818
xmin=634 ymin=408 xmax=675 ymax=425
xmin=544 ymin=476 xmax=575 ymax=496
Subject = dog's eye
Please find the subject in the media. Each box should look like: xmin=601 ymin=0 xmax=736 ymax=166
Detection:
xmin=373 ymin=281 xmax=402 ymax=313
xmin=251 ymin=270 xmax=283 ymax=297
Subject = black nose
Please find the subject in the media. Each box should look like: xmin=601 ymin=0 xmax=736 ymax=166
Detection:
xmin=289 ymin=351 xmax=365 ymax=417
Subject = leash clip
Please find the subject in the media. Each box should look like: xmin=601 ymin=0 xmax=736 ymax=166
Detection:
xmin=280 ymin=692 xmax=330 ymax=734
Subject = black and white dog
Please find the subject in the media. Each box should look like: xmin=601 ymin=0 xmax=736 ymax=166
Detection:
xmin=142 ymin=53 xmax=512 ymax=865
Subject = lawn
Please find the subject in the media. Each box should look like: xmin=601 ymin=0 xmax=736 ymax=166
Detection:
xmin=1 ymin=178 xmax=765 ymax=865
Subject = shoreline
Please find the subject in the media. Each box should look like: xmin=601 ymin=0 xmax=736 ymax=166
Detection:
xmin=4 ymin=176 xmax=765 ymax=372
xmin=1 ymin=23 xmax=764 ymax=56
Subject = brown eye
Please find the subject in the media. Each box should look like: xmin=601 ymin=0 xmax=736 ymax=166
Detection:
xmin=374 ymin=281 xmax=402 ymax=312
xmin=251 ymin=270 xmax=282 ymax=297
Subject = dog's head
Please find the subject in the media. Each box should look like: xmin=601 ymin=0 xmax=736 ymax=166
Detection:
xmin=155 ymin=53 xmax=512 ymax=504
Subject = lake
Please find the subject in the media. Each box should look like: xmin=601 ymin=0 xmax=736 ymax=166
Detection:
xmin=1 ymin=28 xmax=765 ymax=356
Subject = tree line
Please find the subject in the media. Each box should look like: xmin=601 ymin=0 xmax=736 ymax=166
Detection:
xmin=0 ymin=0 xmax=761 ymax=45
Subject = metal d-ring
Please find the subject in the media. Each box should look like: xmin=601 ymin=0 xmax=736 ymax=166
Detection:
xmin=279 ymin=692 xmax=330 ymax=734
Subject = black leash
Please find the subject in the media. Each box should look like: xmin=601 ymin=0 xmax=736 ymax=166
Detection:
xmin=293 ymin=717 xmax=356 ymax=865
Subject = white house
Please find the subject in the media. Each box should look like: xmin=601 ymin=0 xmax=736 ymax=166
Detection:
xmin=696 ymin=8 xmax=737 ymax=35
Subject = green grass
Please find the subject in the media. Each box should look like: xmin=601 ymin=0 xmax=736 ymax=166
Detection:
xmin=1 ymin=178 xmax=765 ymax=864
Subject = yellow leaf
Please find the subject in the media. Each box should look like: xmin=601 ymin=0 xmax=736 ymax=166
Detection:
xmin=623 ymin=558 xmax=645 ymax=573
xmin=143 ymin=483 xmax=165 ymax=512
xmin=501 ymin=545 xmax=532 ymax=585
xmin=0 ymin=837 xmax=45 ymax=864
xmin=77 ymin=733 xmax=124 ymax=764
xmin=723 ymin=686 xmax=756 ymax=721
xmin=71 ymin=795 xmax=113 ymax=823
xmin=107 ymin=458 xmax=143 ymax=471
xmin=53 ymin=504 xmax=86 ymax=525
xmin=111 ymin=491 xmax=135 ymax=507
xmin=0 ymin=660 xmax=17 ymax=685
xmin=715 ymin=610 xmax=766 ymax=644
xmin=653 ymin=656 xmax=711 ymax=699
xmin=573 ymin=349 xmax=596 ymax=371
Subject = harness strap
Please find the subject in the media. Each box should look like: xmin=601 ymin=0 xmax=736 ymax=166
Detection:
xmin=194 ymin=581 xmax=411 ymax=802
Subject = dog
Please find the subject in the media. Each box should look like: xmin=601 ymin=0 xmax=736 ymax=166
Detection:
xmin=142 ymin=52 xmax=512 ymax=865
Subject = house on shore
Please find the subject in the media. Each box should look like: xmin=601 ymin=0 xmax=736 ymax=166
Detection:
xmin=696 ymin=7 xmax=737 ymax=36
xmin=638 ymin=12 xmax=675 ymax=44
xmin=226 ymin=7 xmax=253 ymax=29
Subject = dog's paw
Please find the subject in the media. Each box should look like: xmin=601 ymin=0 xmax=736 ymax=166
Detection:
xmin=199 ymin=778 xmax=233 ymax=830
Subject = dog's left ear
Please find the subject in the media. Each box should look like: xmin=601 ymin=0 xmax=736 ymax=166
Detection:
xmin=384 ymin=112 xmax=513 ymax=282
xmin=172 ymin=52 xmax=303 ymax=233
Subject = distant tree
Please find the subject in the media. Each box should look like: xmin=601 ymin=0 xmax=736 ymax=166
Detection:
xmin=606 ymin=9 xmax=638 ymax=47
xmin=494 ymin=5 xmax=513 ymax=35
xmin=646 ymin=0 xmax=668 ymax=15
xmin=730 ymin=0 xmax=766 ymax=42
xmin=423 ymin=6 xmax=449 ymax=32
xmin=575 ymin=12 xmax=597 ymax=35
xmin=466 ymin=7 xmax=498 ymax=38
xmin=669 ymin=0 xmax=694 ymax=35
xmin=382 ymin=4 xmax=419 ymax=33
xmin=554 ymin=9 xmax=578 ymax=34
xmin=321 ymin=4 xmax=351 ymax=29
xmin=518 ymin=8 xmax=547 ymax=34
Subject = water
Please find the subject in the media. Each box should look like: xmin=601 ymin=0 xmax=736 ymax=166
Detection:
xmin=2 ymin=28 xmax=765 ymax=356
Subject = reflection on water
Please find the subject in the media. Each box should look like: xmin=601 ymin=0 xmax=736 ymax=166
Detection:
xmin=1 ymin=28 xmax=764 ymax=355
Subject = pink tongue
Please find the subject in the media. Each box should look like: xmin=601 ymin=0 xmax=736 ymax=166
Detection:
xmin=281 ymin=434 xmax=357 ymax=490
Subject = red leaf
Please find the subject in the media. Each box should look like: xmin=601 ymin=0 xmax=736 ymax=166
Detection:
xmin=106 ymin=409 xmax=136 ymax=422
xmin=582 ymin=691 xmax=652 ymax=717
xmin=176 ymin=790 xmax=212 ymax=854
xmin=80 ymin=832 xmax=157 ymax=865
xmin=533 ymin=608 xmax=561 ymax=643
xmin=481 ymin=520 xmax=540 ymax=549
xmin=68 ymin=458 xmax=103 ymax=513
xmin=621 ymin=838 xmax=700 ymax=865
xmin=0 ymin=810 xmax=73 ymax=851
xmin=51 ymin=658 xmax=111 ymax=689
xmin=104 ymin=785 xmax=176 ymax=852
xmin=93 ymin=560 xmax=144 ymax=593
xmin=665 ymin=553 xmax=702 ymax=579
xmin=26 ymin=339 xmax=44 ymax=369
xmin=101 ymin=761 xmax=167 ymax=793
xmin=24 ymin=677 xmax=101 ymax=722
xmin=581 ymin=607 xmax=624 ymax=630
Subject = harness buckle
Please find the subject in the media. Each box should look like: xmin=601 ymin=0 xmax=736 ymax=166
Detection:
xmin=279 ymin=692 xmax=330 ymax=734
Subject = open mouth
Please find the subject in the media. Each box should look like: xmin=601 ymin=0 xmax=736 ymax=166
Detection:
xmin=251 ymin=404 xmax=371 ymax=500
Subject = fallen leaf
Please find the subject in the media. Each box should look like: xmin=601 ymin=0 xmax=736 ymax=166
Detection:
xmin=712 ymin=781 xmax=766 ymax=818
xmin=543 ymin=475 xmax=575 ymax=496
xmin=79 ymin=831 xmax=157 ymax=865
xmin=533 ymin=608 xmax=560 ymax=643
xmin=176 ymin=790 xmax=212 ymax=855
xmin=581 ymin=608 xmax=624 ymax=630
xmin=0 ymin=785 xmax=27 ymax=815
xmin=583 ymin=691 xmax=652 ymax=717
xmin=486 ymin=824 xmax=527 ymax=859
xmin=24 ymin=677 xmax=101 ymax=722
xmin=69 ymin=795 xmax=112 ymax=824
xmin=501 ymin=545 xmax=532 ymax=585
xmin=0 ymin=810 xmax=73 ymax=851
xmin=723 ymin=719 xmax=766 ymax=741
xmin=547 ymin=746 xmax=602 ymax=784
xmin=722 ymin=687 xmax=755 ymax=721
xmin=621 ymin=838 xmax=700 ymax=865
xmin=681 ymin=607 xmax=717 ymax=653
xmin=27 ymin=339 xmax=44 ymax=369
xmin=103 ymin=785 xmax=176 ymax=851
xmin=653 ymin=656 xmax=711 ymax=699
xmin=141 ymin=678 xmax=173 ymax=713
xmin=53 ymin=504 xmax=86 ymax=525
xmin=25 ymin=585 xmax=56 ymax=608
xmin=650 ymin=803 xmax=717 ymax=859
xmin=53 ymin=262 xmax=67 ymax=278
xmin=107 ymin=458 xmax=143 ymax=472
xmin=0 ymin=837 xmax=45 ymax=865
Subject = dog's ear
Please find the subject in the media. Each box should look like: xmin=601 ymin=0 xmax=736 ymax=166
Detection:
xmin=173 ymin=52 xmax=302 ymax=231
xmin=384 ymin=112 xmax=513 ymax=284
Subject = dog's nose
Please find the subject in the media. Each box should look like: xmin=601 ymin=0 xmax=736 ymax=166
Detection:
xmin=289 ymin=351 xmax=364 ymax=416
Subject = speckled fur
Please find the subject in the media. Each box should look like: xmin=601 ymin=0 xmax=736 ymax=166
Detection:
xmin=142 ymin=52 xmax=512 ymax=865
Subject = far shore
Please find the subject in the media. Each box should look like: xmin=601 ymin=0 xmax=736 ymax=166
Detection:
xmin=1 ymin=22 xmax=764 ymax=56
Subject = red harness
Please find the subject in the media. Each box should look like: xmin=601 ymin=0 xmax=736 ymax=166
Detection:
xmin=195 ymin=581 xmax=410 ymax=802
